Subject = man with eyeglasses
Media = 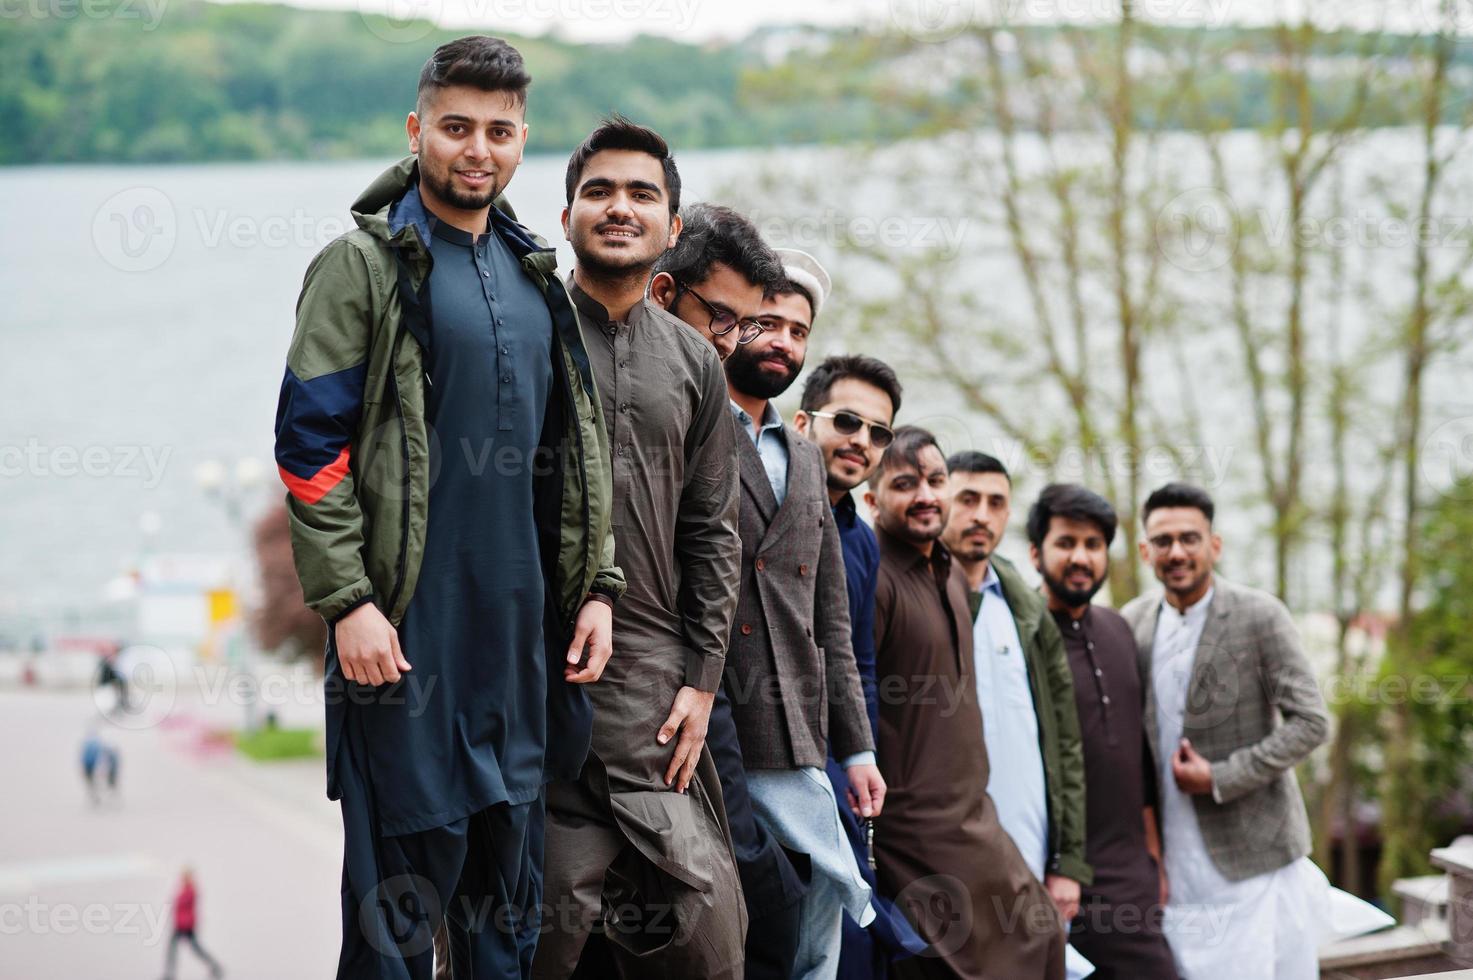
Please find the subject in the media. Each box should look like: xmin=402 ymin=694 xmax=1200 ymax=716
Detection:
xmin=535 ymin=117 xmax=747 ymax=978
xmin=651 ymin=202 xmax=776 ymax=361
xmin=1121 ymin=483 xmax=1329 ymax=979
xmin=718 ymin=249 xmax=885 ymax=979
xmin=793 ymin=354 xmax=929 ymax=979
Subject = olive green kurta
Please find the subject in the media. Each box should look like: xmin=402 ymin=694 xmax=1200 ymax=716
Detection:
xmin=872 ymin=528 xmax=1065 ymax=980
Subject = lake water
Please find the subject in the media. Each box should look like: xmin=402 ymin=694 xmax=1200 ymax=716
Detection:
xmin=3 ymin=132 xmax=1468 ymax=632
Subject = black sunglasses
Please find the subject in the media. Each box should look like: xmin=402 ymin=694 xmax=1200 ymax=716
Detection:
xmin=675 ymin=284 xmax=766 ymax=345
xmin=807 ymin=410 xmax=895 ymax=449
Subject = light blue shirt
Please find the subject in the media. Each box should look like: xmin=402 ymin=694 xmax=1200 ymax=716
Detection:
xmin=973 ymin=563 xmax=1049 ymax=878
xmin=730 ymin=400 xmax=789 ymax=505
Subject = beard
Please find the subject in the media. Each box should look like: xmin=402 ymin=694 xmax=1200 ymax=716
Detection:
xmin=419 ymin=151 xmax=499 ymax=212
xmin=726 ymin=346 xmax=801 ymax=400
xmin=1042 ymin=565 xmax=1106 ymax=608
xmin=570 ymin=220 xmax=665 ymax=280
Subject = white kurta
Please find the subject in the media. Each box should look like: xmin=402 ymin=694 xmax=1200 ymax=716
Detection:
xmin=1151 ymin=589 xmax=1328 ymax=980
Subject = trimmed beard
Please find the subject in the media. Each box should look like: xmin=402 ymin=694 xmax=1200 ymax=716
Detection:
xmin=726 ymin=347 xmax=801 ymax=400
xmin=1042 ymin=566 xmax=1106 ymax=609
xmin=419 ymin=151 xmax=498 ymax=213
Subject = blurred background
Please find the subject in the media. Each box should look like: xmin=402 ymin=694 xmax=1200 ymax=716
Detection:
xmin=5 ymin=0 xmax=1473 ymax=976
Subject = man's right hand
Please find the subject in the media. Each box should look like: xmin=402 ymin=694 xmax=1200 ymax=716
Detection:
xmin=334 ymin=602 xmax=411 ymax=686
xmin=657 ymin=685 xmax=715 ymax=794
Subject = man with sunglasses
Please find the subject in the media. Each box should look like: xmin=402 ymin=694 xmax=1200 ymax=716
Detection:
xmin=793 ymin=355 xmax=929 ymax=979
xmin=1121 ymin=483 xmax=1329 ymax=979
xmin=534 ymin=117 xmax=747 ymax=978
xmin=718 ymin=249 xmax=884 ymax=979
xmin=651 ymin=202 xmax=776 ymax=361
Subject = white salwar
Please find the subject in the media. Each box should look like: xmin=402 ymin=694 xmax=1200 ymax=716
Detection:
xmin=1151 ymin=588 xmax=1330 ymax=980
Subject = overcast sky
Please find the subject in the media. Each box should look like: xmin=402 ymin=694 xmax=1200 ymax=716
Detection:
xmin=233 ymin=0 xmax=1435 ymax=44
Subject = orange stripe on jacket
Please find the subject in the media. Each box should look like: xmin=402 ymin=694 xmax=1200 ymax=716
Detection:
xmin=279 ymin=446 xmax=351 ymax=505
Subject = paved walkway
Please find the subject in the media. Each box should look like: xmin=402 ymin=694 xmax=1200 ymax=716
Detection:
xmin=0 ymin=686 xmax=341 ymax=978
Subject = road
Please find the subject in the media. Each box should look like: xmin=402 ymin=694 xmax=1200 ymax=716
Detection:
xmin=0 ymin=683 xmax=341 ymax=978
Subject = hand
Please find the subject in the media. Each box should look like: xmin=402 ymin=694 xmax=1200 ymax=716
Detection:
xmin=564 ymin=600 xmax=613 ymax=684
xmin=1044 ymin=873 xmax=1081 ymax=923
xmin=334 ymin=602 xmax=411 ymax=686
xmin=1158 ymin=864 xmax=1170 ymax=907
xmin=1171 ymin=737 xmax=1214 ymax=795
xmin=657 ymin=686 xmax=715 ymax=794
xmin=845 ymin=763 xmax=886 ymax=818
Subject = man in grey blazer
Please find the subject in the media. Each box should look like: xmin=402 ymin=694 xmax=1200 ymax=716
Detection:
xmin=1121 ymin=482 xmax=1330 ymax=979
xmin=723 ymin=247 xmax=885 ymax=978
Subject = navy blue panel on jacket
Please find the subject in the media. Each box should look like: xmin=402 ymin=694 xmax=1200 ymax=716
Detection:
xmin=827 ymin=494 xmax=928 ymax=978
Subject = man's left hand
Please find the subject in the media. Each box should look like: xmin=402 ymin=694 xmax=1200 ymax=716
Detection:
xmin=564 ymin=599 xmax=613 ymax=684
xmin=1172 ymin=737 xmax=1214 ymax=795
xmin=1045 ymin=873 xmax=1081 ymax=922
xmin=845 ymin=763 xmax=886 ymax=819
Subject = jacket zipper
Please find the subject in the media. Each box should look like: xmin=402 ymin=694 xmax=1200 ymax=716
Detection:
xmin=384 ymin=328 xmax=412 ymax=619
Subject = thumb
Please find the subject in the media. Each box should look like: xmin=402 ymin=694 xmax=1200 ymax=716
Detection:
xmin=657 ymin=707 xmax=682 ymax=745
xmin=566 ymin=620 xmax=591 ymax=665
xmin=854 ymin=776 xmax=874 ymax=818
xmin=390 ymin=631 xmax=411 ymax=672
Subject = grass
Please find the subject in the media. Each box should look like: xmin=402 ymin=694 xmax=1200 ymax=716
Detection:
xmin=234 ymin=726 xmax=321 ymax=762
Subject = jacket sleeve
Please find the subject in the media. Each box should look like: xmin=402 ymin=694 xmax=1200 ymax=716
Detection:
xmin=1210 ymin=597 xmax=1330 ymax=803
xmin=815 ymin=481 xmax=875 ymax=761
xmin=273 ymin=239 xmax=377 ymax=623
xmin=674 ymin=350 xmax=741 ymax=692
xmin=1040 ymin=613 xmax=1092 ymax=885
xmin=581 ymin=384 xmax=626 ymax=604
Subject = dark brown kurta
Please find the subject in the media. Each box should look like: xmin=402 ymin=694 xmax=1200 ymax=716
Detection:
xmin=1053 ymin=605 xmax=1178 ymax=980
xmin=872 ymin=528 xmax=1064 ymax=980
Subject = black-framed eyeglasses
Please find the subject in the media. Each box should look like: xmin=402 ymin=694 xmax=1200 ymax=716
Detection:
xmin=807 ymin=410 xmax=895 ymax=449
xmin=675 ymin=284 xmax=766 ymax=345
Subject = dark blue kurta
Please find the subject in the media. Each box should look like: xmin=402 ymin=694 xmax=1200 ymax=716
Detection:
xmin=357 ymin=199 xmax=553 ymax=838
xmin=826 ymin=492 xmax=928 ymax=978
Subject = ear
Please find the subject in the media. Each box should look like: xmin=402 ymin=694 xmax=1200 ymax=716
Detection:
xmin=650 ymin=272 xmax=678 ymax=310
xmin=1209 ymin=531 xmax=1223 ymax=564
xmin=406 ymin=111 xmax=421 ymax=154
xmin=666 ymin=213 xmax=683 ymax=250
xmin=1137 ymin=536 xmax=1150 ymax=564
xmin=1029 ymin=542 xmax=1041 ymax=572
xmin=560 ymin=206 xmax=571 ymax=242
xmin=518 ymin=122 xmax=529 ymax=165
xmin=792 ymin=410 xmax=811 ymax=437
xmin=863 ymin=489 xmax=878 ymax=519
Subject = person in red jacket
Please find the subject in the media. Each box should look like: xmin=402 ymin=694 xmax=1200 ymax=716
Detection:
xmin=162 ymin=867 xmax=223 ymax=980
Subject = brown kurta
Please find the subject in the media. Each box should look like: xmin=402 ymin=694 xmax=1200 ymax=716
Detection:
xmin=1054 ymin=605 xmax=1178 ymax=980
xmin=534 ymin=282 xmax=745 ymax=980
xmin=872 ymin=528 xmax=1064 ymax=980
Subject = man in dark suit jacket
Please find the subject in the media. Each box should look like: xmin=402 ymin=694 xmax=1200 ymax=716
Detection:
xmin=723 ymin=247 xmax=885 ymax=978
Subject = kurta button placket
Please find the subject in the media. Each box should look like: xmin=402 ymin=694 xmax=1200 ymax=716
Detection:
xmin=740 ymin=624 xmax=753 ymax=636
xmin=798 ymin=564 xmax=808 ymax=576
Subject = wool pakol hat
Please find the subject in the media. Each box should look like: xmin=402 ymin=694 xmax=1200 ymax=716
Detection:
xmin=774 ymin=248 xmax=831 ymax=321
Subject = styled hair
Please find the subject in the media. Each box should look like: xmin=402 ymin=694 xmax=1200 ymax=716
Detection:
xmin=945 ymin=450 xmax=1010 ymax=484
xmin=564 ymin=115 xmax=681 ymax=216
xmin=417 ymin=36 xmax=531 ymax=113
xmin=799 ymin=354 xmax=903 ymax=417
xmin=771 ymin=278 xmax=815 ymax=314
xmin=1141 ymin=481 xmax=1215 ymax=526
xmin=653 ymin=203 xmax=784 ymax=290
xmin=1026 ymin=483 xmax=1119 ymax=549
xmin=870 ymin=425 xmax=942 ymax=488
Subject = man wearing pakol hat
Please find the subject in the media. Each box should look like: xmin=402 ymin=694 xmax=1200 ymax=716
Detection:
xmin=719 ymin=246 xmax=885 ymax=978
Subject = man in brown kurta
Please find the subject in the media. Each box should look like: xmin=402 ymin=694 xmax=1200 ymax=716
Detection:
xmin=866 ymin=426 xmax=1064 ymax=980
xmin=534 ymin=120 xmax=746 ymax=980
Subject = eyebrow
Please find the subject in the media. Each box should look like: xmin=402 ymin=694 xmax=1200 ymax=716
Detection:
xmin=579 ymin=176 xmax=664 ymax=197
xmin=437 ymin=114 xmax=519 ymax=127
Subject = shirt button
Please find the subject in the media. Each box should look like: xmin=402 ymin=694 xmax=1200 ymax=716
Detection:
xmin=740 ymin=624 xmax=753 ymax=636
xmin=482 ymin=271 xmax=490 ymax=278
xmin=500 ymin=346 xmax=509 ymax=355
xmin=620 ymin=402 xmax=629 ymax=412
xmin=1087 ymin=642 xmax=1094 ymax=650
xmin=1102 ymin=695 xmax=1112 ymax=705
xmin=1071 ymin=621 xmax=1080 ymax=630
xmin=1094 ymin=668 xmax=1103 ymax=677
xmin=755 ymin=558 xmax=766 ymax=572
xmin=798 ymin=564 xmax=809 ymax=576
xmin=502 ymin=375 xmax=512 ymax=383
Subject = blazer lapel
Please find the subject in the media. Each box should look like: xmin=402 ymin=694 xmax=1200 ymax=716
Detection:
xmin=734 ymin=415 xmax=779 ymax=524
xmin=759 ymin=425 xmax=814 ymax=551
xmin=1186 ymin=583 xmax=1234 ymax=718
xmin=1133 ymin=592 xmax=1163 ymax=766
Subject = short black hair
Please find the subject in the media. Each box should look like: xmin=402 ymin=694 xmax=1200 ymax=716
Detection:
xmin=564 ymin=115 xmax=681 ymax=216
xmin=870 ymin=425 xmax=943 ymax=488
xmin=1141 ymin=482 xmax=1215 ymax=526
xmin=653 ymin=203 xmax=784 ymax=290
xmin=417 ymin=36 xmax=531 ymax=114
xmin=800 ymin=355 xmax=903 ymax=417
xmin=1026 ymin=483 xmax=1118 ymax=549
xmin=946 ymin=451 xmax=1010 ymax=484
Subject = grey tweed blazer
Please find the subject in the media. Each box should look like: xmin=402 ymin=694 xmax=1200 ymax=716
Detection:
xmin=723 ymin=416 xmax=874 ymax=770
xmin=1121 ymin=576 xmax=1329 ymax=882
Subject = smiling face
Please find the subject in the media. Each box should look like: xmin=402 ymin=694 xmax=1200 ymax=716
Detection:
xmin=867 ymin=444 xmax=950 ymax=546
xmin=942 ymin=470 xmax=1011 ymax=564
xmin=653 ymin=261 xmax=765 ymax=361
xmin=407 ymin=85 xmax=527 ymax=223
xmin=1032 ymin=514 xmax=1111 ymax=610
xmin=1139 ymin=505 xmax=1221 ymax=605
xmin=724 ymin=289 xmax=810 ymax=400
xmin=562 ymin=148 xmax=679 ymax=279
xmin=794 ymin=377 xmax=896 ymax=495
